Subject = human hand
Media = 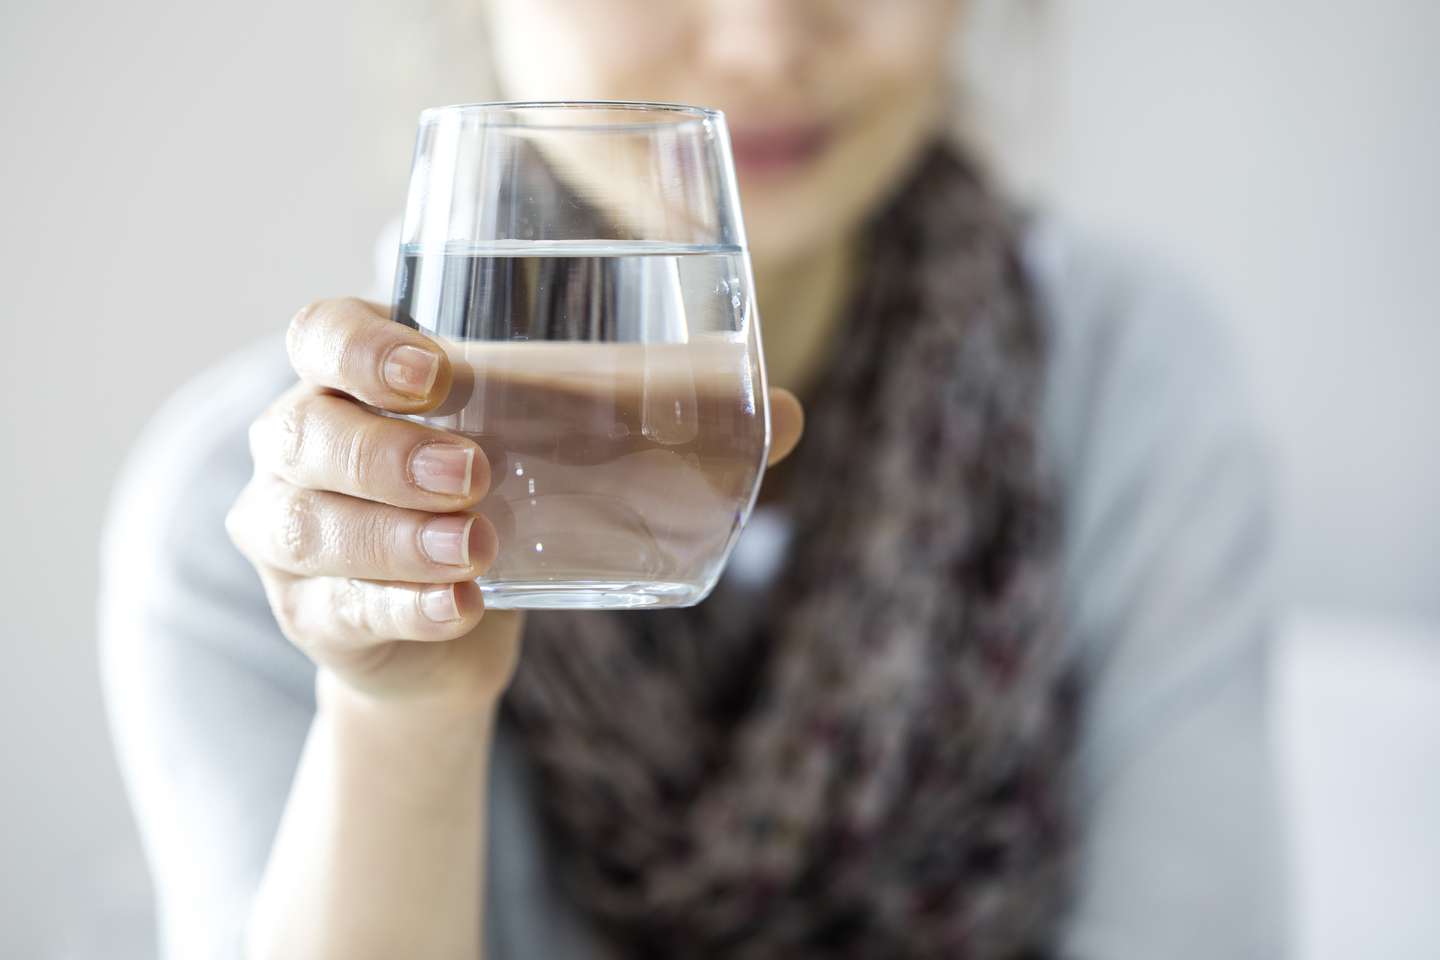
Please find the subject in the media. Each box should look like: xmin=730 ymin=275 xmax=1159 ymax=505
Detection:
xmin=227 ymin=297 xmax=805 ymax=716
xmin=227 ymin=298 xmax=517 ymax=715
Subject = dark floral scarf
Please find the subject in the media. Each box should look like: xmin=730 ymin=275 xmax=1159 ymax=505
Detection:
xmin=505 ymin=143 xmax=1074 ymax=959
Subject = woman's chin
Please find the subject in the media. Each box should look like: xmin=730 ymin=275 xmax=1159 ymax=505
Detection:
xmin=743 ymin=207 xmax=823 ymax=269
xmin=739 ymin=174 xmax=846 ymax=267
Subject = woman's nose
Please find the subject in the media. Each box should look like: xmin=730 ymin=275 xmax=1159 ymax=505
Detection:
xmin=695 ymin=0 xmax=816 ymax=86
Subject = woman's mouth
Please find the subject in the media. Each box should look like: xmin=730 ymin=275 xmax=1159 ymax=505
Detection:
xmin=727 ymin=122 xmax=833 ymax=179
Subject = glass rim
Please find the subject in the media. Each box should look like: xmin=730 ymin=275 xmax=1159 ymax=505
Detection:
xmin=417 ymin=100 xmax=724 ymax=131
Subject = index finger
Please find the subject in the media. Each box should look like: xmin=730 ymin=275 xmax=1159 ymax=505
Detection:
xmin=287 ymin=297 xmax=452 ymax=413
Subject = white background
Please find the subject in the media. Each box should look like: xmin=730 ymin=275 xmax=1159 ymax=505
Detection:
xmin=1 ymin=0 xmax=1436 ymax=956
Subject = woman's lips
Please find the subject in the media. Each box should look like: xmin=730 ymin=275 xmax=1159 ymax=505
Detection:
xmin=728 ymin=123 xmax=832 ymax=178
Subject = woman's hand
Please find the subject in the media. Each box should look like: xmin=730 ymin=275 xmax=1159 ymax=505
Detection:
xmin=227 ymin=297 xmax=805 ymax=717
xmin=226 ymin=298 xmax=518 ymax=715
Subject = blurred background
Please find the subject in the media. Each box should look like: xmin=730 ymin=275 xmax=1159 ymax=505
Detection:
xmin=2 ymin=0 xmax=1436 ymax=956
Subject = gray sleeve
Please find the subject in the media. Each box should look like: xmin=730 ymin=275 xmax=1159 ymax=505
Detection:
xmin=97 ymin=338 xmax=602 ymax=960
xmin=1031 ymin=231 xmax=1287 ymax=959
xmin=98 ymin=338 xmax=317 ymax=960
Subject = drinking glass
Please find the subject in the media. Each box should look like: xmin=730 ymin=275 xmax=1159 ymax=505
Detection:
xmin=391 ymin=101 xmax=770 ymax=610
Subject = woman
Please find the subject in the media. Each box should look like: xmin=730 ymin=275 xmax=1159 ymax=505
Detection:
xmin=101 ymin=1 xmax=1283 ymax=957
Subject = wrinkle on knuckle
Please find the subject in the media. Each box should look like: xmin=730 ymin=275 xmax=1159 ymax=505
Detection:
xmin=353 ymin=506 xmax=397 ymax=572
xmin=283 ymin=393 xmax=322 ymax=471
xmin=296 ymin=298 xmax=364 ymax=383
xmin=340 ymin=420 xmax=378 ymax=490
xmin=275 ymin=486 xmax=320 ymax=570
xmin=334 ymin=577 xmax=401 ymax=641
xmin=333 ymin=300 xmax=379 ymax=384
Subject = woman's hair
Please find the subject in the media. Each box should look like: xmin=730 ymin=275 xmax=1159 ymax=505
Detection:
xmin=355 ymin=0 xmax=1054 ymax=202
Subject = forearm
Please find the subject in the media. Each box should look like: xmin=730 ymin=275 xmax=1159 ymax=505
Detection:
xmin=247 ymin=674 xmax=494 ymax=960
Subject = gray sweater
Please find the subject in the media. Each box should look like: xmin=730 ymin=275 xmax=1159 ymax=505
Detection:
xmin=100 ymin=217 xmax=1285 ymax=959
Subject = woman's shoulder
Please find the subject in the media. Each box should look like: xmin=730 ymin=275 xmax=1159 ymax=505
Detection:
xmin=1021 ymin=213 xmax=1235 ymax=342
xmin=1018 ymin=214 xmax=1263 ymax=480
xmin=1015 ymin=220 xmax=1283 ymax=956
xmin=1020 ymin=211 xmax=1251 ymax=398
xmin=1018 ymin=214 xmax=1276 ymax=668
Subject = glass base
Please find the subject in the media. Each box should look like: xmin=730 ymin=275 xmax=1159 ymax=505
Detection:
xmin=479 ymin=579 xmax=706 ymax=610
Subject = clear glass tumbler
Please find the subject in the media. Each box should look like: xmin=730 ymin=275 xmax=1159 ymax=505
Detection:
xmin=391 ymin=101 xmax=770 ymax=610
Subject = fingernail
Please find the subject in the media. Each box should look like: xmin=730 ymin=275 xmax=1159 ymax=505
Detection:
xmin=383 ymin=344 xmax=441 ymax=398
xmin=420 ymin=584 xmax=461 ymax=622
xmin=410 ymin=443 xmax=474 ymax=497
xmin=420 ymin=515 xmax=474 ymax=567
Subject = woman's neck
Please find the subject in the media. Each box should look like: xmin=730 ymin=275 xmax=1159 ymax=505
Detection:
xmin=752 ymin=234 xmax=858 ymax=400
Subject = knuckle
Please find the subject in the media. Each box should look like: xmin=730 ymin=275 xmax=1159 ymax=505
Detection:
xmin=263 ymin=388 xmax=332 ymax=477
xmin=338 ymin=418 xmax=381 ymax=490
xmin=335 ymin=578 xmax=408 ymax=641
xmin=352 ymin=505 xmax=400 ymax=571
xmin=285 ymin=300 xmax=323 ymax=360
xmin=273 ymin=485 xmax=322 ymax=570
xmin=247 ymin=401 xmax=291 ymax=473
xmin=246 ymin=416 xmax=266 ymax=462
xmin=224 ymin=478 xmax=261 ymax=558
xmin=288 ymin=298 xmax=376 ymax=382
xmin=373 ymin=583 xmax=412 ymax=639
xmin=272 ymin=580 xmax=304 ymax=637
xmin=333 ymin=576 xmax=372 ymax=633
xmin=223 ymin=500 xmax=246 ymax=553
xmin=337 ymin=310 xmax=389 ymax=384
xmin=254 ymin=569 xmax=305 ymax=644
xmin=274 ymin=392 xmax=319 ymax=473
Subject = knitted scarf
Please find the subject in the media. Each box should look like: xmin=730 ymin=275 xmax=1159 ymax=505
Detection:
xmin=504 ymin=144 xmax=1074 ymax=959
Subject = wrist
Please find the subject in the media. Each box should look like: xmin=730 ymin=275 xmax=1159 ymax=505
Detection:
xmin=316 ymin=667 xmax=499 ymax=738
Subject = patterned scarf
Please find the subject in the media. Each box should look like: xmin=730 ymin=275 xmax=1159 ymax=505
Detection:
xmin=504 ymin=143 xmax=1074 ymax=959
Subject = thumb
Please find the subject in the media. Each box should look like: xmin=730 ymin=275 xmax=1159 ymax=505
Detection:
xmin=767 ymin=387 xmax=804 ymax=466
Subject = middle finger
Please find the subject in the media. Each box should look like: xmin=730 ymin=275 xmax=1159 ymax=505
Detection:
xmin=250 ymin=384 xmax=490 ymax=511
xmin=229 ymin=474 xmax=498 ymax=583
